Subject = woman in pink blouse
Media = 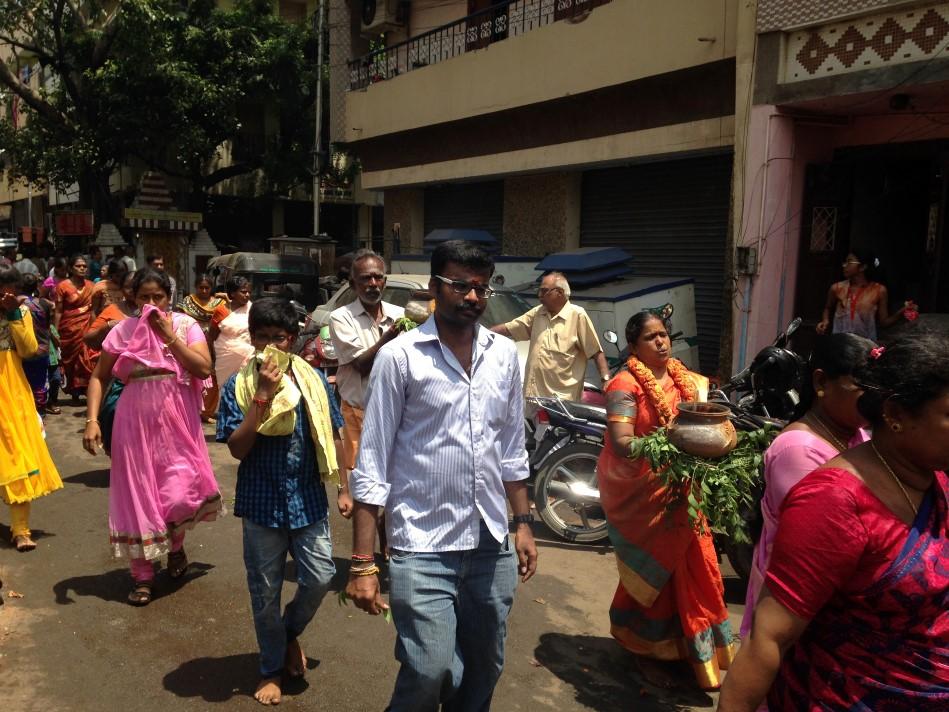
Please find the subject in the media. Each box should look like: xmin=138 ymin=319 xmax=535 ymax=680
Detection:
xmin=740 ymin=333 xmax=874 ymax=637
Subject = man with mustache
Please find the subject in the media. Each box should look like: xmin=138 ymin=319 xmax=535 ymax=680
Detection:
xmin=493 ymin=271 xmax=610 ymax=403
xmin=328 ymin=249 xmax=405 ymax=510
xmin=347 ymin=240 xmax=537 ymax=711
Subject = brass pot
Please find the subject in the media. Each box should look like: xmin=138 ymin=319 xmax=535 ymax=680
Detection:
xmin=668 ymin=402 xmax=738 ymax=458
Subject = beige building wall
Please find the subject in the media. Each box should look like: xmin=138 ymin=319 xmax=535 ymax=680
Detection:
xmin=361 ymin=115 xmax=735 ymax=189
xmin=501 ymin=173 xmax=579 ymax=256
xmin=346 ymin=0 xmax=737 ymax=142
xmin=0 ymin=48 xmax=48 ymax=207
xmin=406 ymin=0 xmax=466 ymax=37
xmin=382 ymin=188 xmax=424 ymax=259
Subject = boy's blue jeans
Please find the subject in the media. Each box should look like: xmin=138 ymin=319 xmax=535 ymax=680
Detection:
xmin=242 ymin=517 xmax=335 ymax=678
xmin=386 ymin=520 xmax=518 ymax=712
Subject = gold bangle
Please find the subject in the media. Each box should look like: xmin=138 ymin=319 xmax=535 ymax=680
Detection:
xmin=86 ymin=418 xmax=99 ymax=424
xmin=349 ymin=565 xmax=380 ymax=577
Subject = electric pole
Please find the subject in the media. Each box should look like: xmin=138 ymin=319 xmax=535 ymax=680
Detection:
xmin=312 ymin=0 xmax=326 ymax=238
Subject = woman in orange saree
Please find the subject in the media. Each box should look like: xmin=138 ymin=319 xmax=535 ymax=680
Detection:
xmin=599 ymin=312 xmax=736 ymax=690
xmin=53 ymin=254 xmax=99 ymax=400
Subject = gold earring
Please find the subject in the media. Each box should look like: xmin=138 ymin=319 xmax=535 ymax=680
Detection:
xmin=816 ymin=390 xmax=825 ymax=398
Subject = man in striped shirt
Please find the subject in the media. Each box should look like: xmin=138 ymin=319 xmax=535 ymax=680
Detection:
xmin=348 ymin=240 xmax=538 ymax=711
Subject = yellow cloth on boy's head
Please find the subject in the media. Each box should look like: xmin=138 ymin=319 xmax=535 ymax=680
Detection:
xmin=235 ymin=349 xmax=339 ymax=486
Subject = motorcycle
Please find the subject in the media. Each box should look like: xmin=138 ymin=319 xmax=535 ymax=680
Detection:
xmin=527 ymin=396 xmax=610 ymax=543
xmin=290 ymin=300 xmax=339 ymax=385
xmin=706 ymin=318 xmax=805 ymax=582
xmin=299 ymin=324 xmax=339 ymax=385
xmin=528 ymin=318 xmax=806 ymax=564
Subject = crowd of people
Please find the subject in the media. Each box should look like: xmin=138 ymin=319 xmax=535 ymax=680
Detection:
xmin=1 ymin=238 xmax=947 ymax=709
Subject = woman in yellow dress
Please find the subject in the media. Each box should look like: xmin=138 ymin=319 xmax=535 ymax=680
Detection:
xmin=0 ymin=267 xmax=63 ymax=551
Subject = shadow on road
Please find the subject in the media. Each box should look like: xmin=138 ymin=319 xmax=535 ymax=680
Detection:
xmin=162 ymin=653 xmax=318 ymax=703
xmin=53 ymin=562 xmax=215 ymax=604
xmin=528 ymin=523 xmax=614 ymax=555
xmin=534 ymin=632 xmax=714 ymax=711
xmin=723 ymin=576 xmax=748 ymax=605
xmin=63 ymin=468 xmax=110 ymax=488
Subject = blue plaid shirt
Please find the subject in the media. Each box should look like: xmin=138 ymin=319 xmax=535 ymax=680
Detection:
xmin=217 ymin=371 xmax=344 ymax=530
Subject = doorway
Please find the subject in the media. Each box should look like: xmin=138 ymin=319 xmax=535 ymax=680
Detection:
xmin=795 ymin=141 xmax=949 ymax=334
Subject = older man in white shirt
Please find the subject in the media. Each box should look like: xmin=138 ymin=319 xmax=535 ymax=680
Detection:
xmin=327 ymin=249 xmax=405 ymax=476
xmin=346 ymin=240 xmax=537 ymax=712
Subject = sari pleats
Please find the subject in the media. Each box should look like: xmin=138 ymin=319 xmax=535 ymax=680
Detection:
xmin=599 ymin=369 xmax=736 ymax=689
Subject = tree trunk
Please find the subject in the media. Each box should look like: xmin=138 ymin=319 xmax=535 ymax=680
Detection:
xmin=78 ymin=168 xmax=116 ymax=227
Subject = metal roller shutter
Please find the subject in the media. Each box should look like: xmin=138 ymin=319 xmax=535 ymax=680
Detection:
xmin=580 ymin=153 xmax=732 ymax=374
xmin=424 ymin=181 xmax=504 ymax=239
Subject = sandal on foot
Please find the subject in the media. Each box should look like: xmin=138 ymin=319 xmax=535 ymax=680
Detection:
xmin=128 ymin=582 xmax=153 ymax=606
xmin=45 ymin=405 xmax=62 ymax=415
xmin=167 ymin=549 xmax=189 ymax=579
xmin=13 ymin=535 xmax=36 ymax=552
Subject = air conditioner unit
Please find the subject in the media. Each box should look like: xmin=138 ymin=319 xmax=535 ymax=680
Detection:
xmin=360 ymin=0 xmax=404 ymax=37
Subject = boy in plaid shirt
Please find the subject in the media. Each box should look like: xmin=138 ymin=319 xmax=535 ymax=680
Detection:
xmin=217 ymin=298 xmax=350 ymax=705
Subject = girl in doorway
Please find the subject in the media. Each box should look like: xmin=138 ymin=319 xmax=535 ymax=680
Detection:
xmin=816 ymin=249 xmax=915 ymax=339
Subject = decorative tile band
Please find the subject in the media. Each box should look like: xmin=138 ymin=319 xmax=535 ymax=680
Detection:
xmin=783 ymin=2 xmax=949 ymax=82
xmin=758 ymin=0 xmax=908 ymax=33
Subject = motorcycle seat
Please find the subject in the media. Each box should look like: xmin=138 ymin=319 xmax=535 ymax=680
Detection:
xmin=559 ymin=401 xmax=607 ymax=425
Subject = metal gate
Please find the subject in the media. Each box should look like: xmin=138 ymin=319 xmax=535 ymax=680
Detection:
xmin=580 ymin=153 xmax=732 ymax=373
xmin=423 ymin=181 xmax=504 ymax=240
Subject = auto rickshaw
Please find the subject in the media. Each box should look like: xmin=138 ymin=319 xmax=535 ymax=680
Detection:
xmin=206 ymin=252 xmax=325 ymax=310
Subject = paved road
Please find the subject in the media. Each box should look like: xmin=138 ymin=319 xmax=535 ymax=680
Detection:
xmin=0 ymin=403 xmax=746 ymax=711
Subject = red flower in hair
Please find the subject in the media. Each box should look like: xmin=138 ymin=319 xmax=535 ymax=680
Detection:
xmin=870 ymin=346 xmax=885 ymax=360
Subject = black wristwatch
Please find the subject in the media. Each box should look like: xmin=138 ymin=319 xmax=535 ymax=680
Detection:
xmin=512 ymin=513 xmax=534 ymax=525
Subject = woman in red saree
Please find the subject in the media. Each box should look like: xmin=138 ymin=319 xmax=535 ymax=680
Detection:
xmin=719 ymin=334 xmax=949 ymax=711
xmin=599 ymin=312 xmax=736 ymax=690
xmin=53 ymin=254 xmax=99 ymax=400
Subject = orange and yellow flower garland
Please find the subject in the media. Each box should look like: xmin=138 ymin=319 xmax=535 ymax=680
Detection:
xmin=626 ymin=356 xmax=698 ymax=426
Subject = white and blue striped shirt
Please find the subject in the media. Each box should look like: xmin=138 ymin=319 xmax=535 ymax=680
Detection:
xmin=351 ymin=317 xmax=529 ymax=552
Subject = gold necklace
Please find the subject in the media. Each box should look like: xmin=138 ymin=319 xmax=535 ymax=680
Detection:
xmin=808 ymin=412 xmax=847 ymax=452
xmin=870 ymin=441 xmax=919 ymax=517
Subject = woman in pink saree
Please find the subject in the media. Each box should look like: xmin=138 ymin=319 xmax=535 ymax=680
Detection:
xmin=83 ymin=268 xmax=222 ymax=606
xmin=741 ymin=333 xmax=873 ymax=638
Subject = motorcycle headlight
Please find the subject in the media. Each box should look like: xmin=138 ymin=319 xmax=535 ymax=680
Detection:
xmin=318 ymin=335 xmax=336 ymax=360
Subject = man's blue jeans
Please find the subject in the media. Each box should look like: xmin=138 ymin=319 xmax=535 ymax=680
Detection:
xmin=387 ymin=520 xmax=518 ymax=712
xmin=242 ymin=517 xmax=335 ymax=678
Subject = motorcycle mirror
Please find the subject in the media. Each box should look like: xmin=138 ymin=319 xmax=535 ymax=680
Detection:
xmin=785 ymin=317 xmax=802 ymax=339
xmin=289 ymin=299 xmax=308 ymax=316
xmin=774 ymin=317 xmax=803 ymax=348
xmin=603 ymin=330 xmax=618 ymax=345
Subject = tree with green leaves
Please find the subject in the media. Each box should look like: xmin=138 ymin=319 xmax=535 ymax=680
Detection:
xmin=0 ymin=0 xmax=321 ymax=225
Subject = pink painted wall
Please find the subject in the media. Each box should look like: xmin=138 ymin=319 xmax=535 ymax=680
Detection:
xmin=733 ymin=108 xmax=949 ymax=368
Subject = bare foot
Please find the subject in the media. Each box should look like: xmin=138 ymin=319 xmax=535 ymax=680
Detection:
xmin=254 ymin=678 xmax=281 ymax=705
xmin=285 ymin=638 xmax=306 ymax=679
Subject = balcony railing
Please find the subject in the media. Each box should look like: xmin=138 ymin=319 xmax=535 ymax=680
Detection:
xmin=348 ymin=0 xmax=612 ymax=90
